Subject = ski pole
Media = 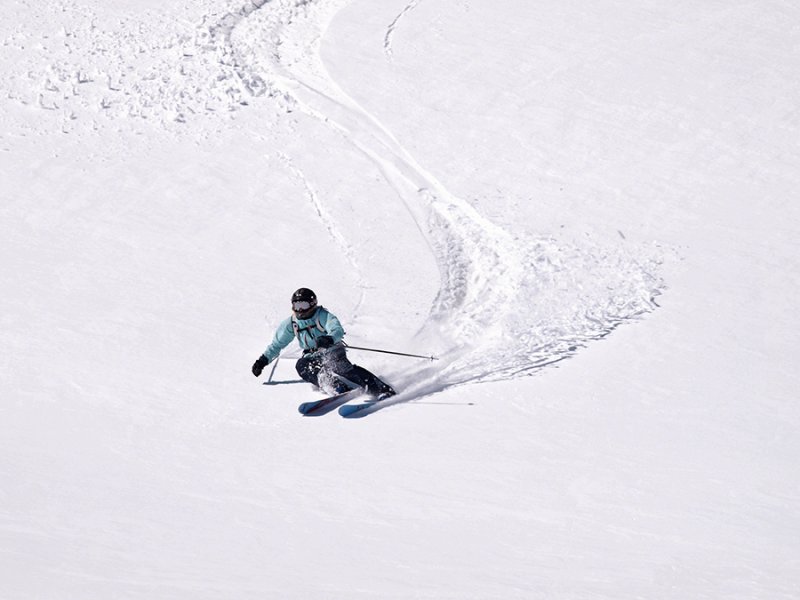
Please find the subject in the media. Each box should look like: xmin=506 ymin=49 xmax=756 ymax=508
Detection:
xmin=267 ymin=355 xmax=280 ymax=383
xmin=343 ymin=343 xmax=438 ymax=361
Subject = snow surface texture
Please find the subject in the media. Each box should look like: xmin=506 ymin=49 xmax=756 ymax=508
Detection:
xmin=2 ymin=0 xmax=799 ymax=598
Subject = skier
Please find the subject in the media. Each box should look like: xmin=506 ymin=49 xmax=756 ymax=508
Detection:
xmin=251 ymin=288 xmax=397 ymax=399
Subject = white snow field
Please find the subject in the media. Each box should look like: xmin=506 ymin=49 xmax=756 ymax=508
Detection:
xmin=2 ymin=0 xmax=799 ymax=597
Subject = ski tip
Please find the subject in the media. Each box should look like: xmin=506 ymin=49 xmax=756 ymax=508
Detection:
xmin=338 ymin=403 xmax=372 ymax=418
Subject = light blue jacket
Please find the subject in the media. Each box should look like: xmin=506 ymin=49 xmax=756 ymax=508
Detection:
xmin=261 ymin=307 xmax=345 ymax=362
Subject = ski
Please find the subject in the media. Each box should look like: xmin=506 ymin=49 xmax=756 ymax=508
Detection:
xmin=338 ymin=393 xmax=399 ymax=418
xmin=298 ymin=388 xmax=364 ymax=417
xmin=337 ymin=401 xmax=378 ymax=418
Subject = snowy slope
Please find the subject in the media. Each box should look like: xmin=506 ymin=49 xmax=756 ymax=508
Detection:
xmin=1 ymin=0 xmax=799 ymax=598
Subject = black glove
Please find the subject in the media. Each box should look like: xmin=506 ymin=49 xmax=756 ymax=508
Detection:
xmin=251 ymin=354 xmax=270 ymax=377
xmin=316 ymin=335 xmax=334 ymax=349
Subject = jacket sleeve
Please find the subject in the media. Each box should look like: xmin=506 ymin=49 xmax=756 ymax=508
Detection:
xmin=322 ymin=309 xmax=346 ymax=343
xmin=262 ymin=317 xmax=295 ymax=362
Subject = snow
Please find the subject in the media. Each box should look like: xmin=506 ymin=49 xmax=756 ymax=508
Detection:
xmin=1 ymin=0 xmax=799 ymax=598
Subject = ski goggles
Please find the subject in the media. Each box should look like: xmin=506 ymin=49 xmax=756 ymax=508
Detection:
xmin=292 ymin=300 xmax=315 ymax=312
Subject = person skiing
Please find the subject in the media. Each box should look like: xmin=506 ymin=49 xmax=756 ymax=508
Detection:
xmin=251 ymin=288 xmax=396 ymax=399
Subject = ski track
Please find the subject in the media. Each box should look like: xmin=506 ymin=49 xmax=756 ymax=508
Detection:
xmin=3 ymin=0 xmax=666 ymax=403
xmin=384 ymin=0 xmax=422 ymax=58
xmin=276 ymin=151 xmax=367 ymax=315
xmin=235 ymin=0 xmax=665 ymax=402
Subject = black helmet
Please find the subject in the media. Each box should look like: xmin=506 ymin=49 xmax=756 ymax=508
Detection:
xmin=291 ymin=288 xmax=318 ymax=317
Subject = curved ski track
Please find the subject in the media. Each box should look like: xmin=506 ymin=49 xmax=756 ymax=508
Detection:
xmin=229 ymin=0 xmax=665 ymax=400
xmin=384 ymin=0 xmax=422 ymax=58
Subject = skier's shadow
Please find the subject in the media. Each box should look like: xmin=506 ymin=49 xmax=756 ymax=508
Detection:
xmin=262 ymin=379 xmax=305 ymax=386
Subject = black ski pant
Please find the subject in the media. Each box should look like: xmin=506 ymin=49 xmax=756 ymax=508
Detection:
xmin=295 ymin=344 xmax=393 ymax=396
